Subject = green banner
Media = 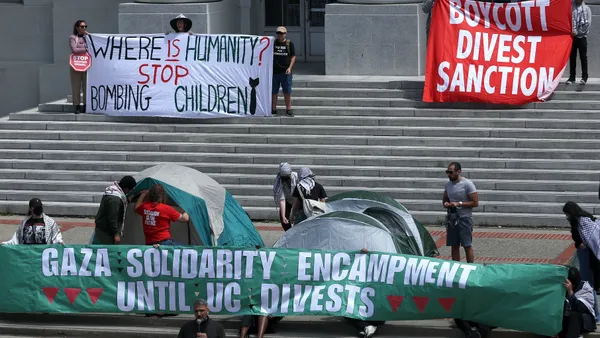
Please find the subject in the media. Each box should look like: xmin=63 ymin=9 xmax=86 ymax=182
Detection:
xmin=1 ymin=245 xmax=566 ymax=335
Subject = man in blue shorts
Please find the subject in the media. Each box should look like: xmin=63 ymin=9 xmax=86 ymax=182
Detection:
xmin=271 ymin=26 xmax=295 ymax=117
xmin=442 ymin=162 xmax=479 ymax=263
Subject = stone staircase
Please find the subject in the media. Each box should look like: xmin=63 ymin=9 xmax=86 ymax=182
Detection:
xmin=1 ymin=77 xmax=600 ymax=227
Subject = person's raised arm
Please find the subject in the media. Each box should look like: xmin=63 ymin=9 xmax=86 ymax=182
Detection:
xmin=178 ymin=212 xmax=190 ymax=222
xmin=135 ymin=190 xmax=149 ymax=211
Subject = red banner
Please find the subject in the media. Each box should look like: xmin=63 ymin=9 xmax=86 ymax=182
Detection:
xmin=423 ymin=0 xmax=572 ymax=104
xmin=70 ymin=52 xmax=92 ymax=72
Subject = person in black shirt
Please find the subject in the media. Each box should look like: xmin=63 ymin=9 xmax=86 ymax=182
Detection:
xmin=271 ymin=26 xmax=296 ymax=117
xmin=289 ymin=167 xmax=327 ymax=225
xmin=178 ymin=299 xmax=225 ymax=338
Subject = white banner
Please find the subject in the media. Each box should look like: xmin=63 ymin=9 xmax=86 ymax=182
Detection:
xmin=86 ymin=33 xmax=274 ymax=118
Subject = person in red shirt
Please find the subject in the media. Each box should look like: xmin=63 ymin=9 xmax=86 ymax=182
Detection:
xmin=135 ymin=184 xmax=190 ymax=245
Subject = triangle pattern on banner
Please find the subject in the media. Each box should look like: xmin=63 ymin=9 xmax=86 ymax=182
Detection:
xmin=87 ymin=288 xmax=104 ymax=304
xmin=438 ymin=298 xmax=456 ymax=313
xmin=42 ymin=287 xmax=60 ymax=304
xmin=194 ymin=292 xmax=200 ymax=296
xmin=117 ymin=268 xmax=123 ymax=273
xmin=387 ymin=295 xmax=404 ymax=312
xmin=413 ymin=296 xmax=430 ymax=313
xmin=64 ymin=288 xmax=82 ymax=304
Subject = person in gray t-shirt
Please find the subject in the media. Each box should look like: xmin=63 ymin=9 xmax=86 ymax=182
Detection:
xmin=442 ymin=162 xmax=479 ymax=263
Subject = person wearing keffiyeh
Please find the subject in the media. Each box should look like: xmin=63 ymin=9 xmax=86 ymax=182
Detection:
xmin=289 ymin=167 xmax=328 ymax=226
xmin=94 ymin=176 xmax=137 ymax=244
xmin=564 ymin=201 xmax=600 ymax=322
xmin=567 ymin=0 xmax=592 ymax=85
xmin=273 ymin=163 xmax=298 ymax=231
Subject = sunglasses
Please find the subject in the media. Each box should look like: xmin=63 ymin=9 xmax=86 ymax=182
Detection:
xmin=79 ymin=25 xmax=87 ymax=28
xmin=445 ymin=170 xmax=455 ymax=174
xmin=276 ymin=32 xmax=285 ymax=34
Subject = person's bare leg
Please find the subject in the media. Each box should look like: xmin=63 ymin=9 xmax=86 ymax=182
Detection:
xmin=272 ymin=94 xmax=278 ymax=111
xmin=284 ymin=93 xmax=292 ymax=110
xmin=240 ymin=326 xmax=249 ymax=338
xmin=451 ymin=246 xmax=461 ymax=262
xmin=256 ymin=316 xmax=269 ymax=338
xmin=464 ymin=246 xmax=475 ymax=263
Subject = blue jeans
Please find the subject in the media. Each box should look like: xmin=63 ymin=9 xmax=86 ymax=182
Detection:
xmin=153 ymin=238 xmax=184 ymax=246
xmin=577 ymin=246 xmax=600 ymax=319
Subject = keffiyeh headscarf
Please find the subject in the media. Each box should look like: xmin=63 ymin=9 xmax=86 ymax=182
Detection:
xmin=273 ymin=163 xmax=298 ymax=204
xmin=298 ymin=167 xmax=316 ymax=195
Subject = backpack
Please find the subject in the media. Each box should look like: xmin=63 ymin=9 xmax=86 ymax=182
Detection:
xmin=296 ymin=184 xmax=328 ymax=218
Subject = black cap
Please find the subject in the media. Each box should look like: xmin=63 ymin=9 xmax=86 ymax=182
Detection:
xmin=29 ymin=198 xmax=43 ymax=209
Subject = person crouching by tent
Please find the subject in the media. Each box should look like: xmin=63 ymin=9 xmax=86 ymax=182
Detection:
xmin=135 ymin=184 xmax=190 ymax=246
xmin=559 ymin=266 xmax=597 ymax=338
xmin=2 ymin=198 xmax=64 ymax=245
xmin=273 ymin=162 xmax=298 ymax=231
xmin=94 ymin=176 xmax=137 ymax=245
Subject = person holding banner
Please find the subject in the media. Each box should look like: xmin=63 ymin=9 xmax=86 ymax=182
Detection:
xmin=169 ymin=14 xmax=194 ymax=34
xmin=560 ymin=266 xmax=597 ymax=338
xmin=2 ymin=198 xmax=64 ymax=245
xmin=69 ymin=20 xmax=89 ymax=114
xmin=567 ymin=0 xmax=592 ymax=85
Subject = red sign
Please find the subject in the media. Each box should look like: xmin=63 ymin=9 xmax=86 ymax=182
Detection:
xmin=423 ymin=0 xmax=572 ymax=105
xmin=70 ymin=52 xmax=92 ymax=72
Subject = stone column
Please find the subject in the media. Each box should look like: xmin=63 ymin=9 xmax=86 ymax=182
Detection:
xmin=325 ymin=0 xmax=429 ymax=76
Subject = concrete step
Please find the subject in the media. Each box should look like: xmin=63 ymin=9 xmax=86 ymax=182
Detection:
xmin=0 ymin=200 xmax=573 ymax=226
xmin=0 ymin=178 xmax=595 ymax=194
xmin=0 ymin=313 xmax=545 ymax=338
xmin=3 ymin=149 xmax=600 ymax=170
xmin=1 ymin=162 xmax=599 ymax=182
xmin=11 ymin=119 xmax=600 ymax=140
xmin=0 ymin=184 xmax=596 ymax=207
xmin=38 ymin=98 xmax=600 ymax=111
xmin=8 ymin=134 xmax=600 ymax=150
xmin=15 ymin=108 xmax=600 ymax=120
xmin=4 ymin=141 xmax=600 ymax=160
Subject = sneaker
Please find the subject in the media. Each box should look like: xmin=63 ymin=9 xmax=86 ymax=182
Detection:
xmin=286 ymin=109 xmax=294 ymax=117
xmin=364 ymin=325 xmax=377 ymax=338
xmin=566 ymin=79 xmax=575 ymax=84
xmin=358 ymin=331 xmax=365 ymax=337
xmin=272 ymin=109 xmax=277 ymax=115
xmin=466 ymin=331 xmax=482 ymax=338
xmin=580 ymin=79 xmax=587 ymax=85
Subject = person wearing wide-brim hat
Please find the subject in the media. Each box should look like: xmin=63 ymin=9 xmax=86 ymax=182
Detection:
xmin=168 ymin=14 xmax=193 ymax=34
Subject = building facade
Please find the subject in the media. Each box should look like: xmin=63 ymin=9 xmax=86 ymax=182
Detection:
xmin=0 ymin=0 xmax=599 ymax=116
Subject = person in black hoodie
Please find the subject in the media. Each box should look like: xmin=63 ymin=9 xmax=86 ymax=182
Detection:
xmin=178 ymin=299 xmax=225 ymax=338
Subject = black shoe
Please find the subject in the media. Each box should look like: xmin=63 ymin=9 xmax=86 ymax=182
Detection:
xmin=580 ymin=79 xmax=587 ymax=85
xmin=82 ymin=104 xmax=86 ymax=114
xmin=566 ymin=78 xmax=575 ymax=84
xmin=286 ymin=109 xmax=294 ymax=117
xmin=74 ymin=105 xmax=80 ymax=114
xmin=272 ymin=109 xmax=277 ymax=115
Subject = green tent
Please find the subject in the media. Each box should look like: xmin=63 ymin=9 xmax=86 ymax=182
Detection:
xmin=91 ymin=164 xmax=263 ymax=247
xmin=275 ymin=191 xmax=439 ymax=257
xmin=326 ymin=191 xmax=439 ymax=257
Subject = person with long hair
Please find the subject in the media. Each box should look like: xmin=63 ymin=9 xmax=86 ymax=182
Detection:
xmin=564 ymin=201 xmax=600 ymax=321
xmin=2 ymin=198 xmax=64 ymax=245
xmin=69 ymin=20 xmax=89 ymax=114
xmin=135 ymin=184 xmax=189 ymax=246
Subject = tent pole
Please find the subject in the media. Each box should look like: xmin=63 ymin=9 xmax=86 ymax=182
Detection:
xmin=187 ymin=221 xmax=191 ymax=245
